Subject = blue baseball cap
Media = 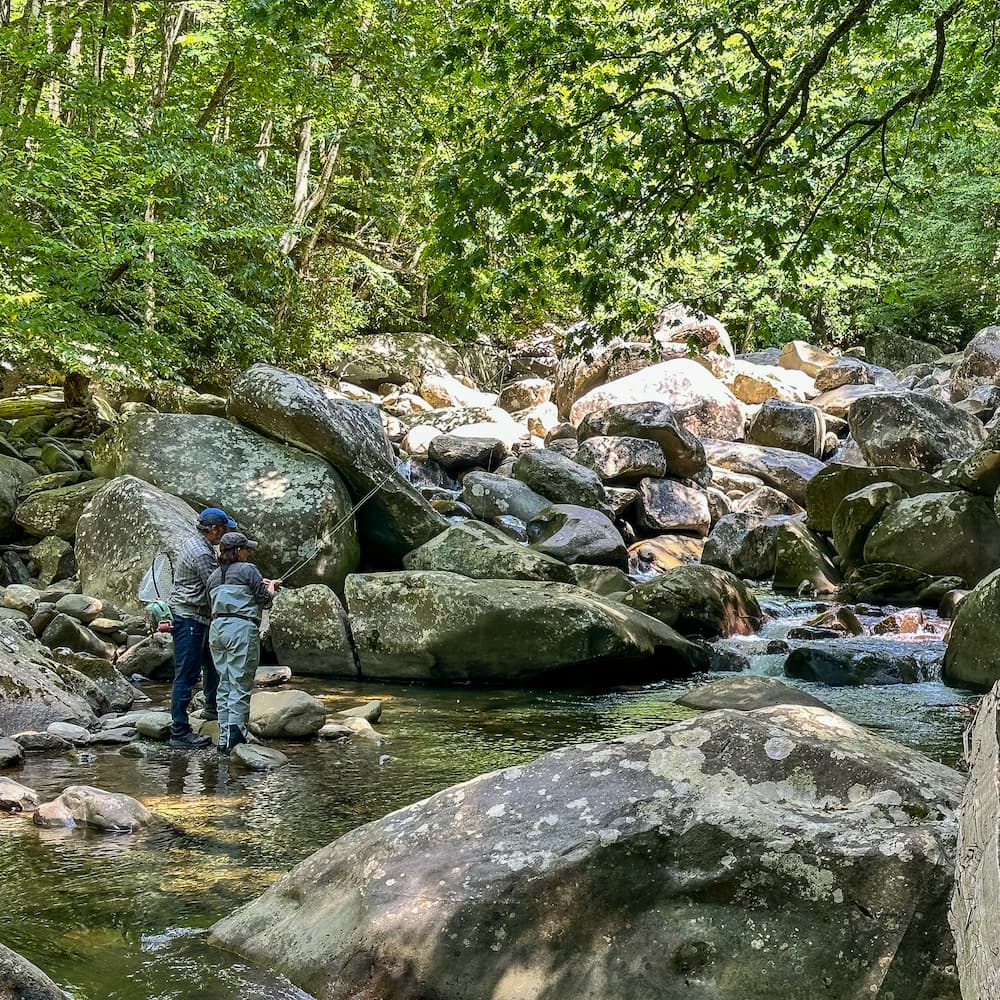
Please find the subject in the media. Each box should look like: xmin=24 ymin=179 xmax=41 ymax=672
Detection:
xmin=198 ymin=507 xmax=237 ymax=528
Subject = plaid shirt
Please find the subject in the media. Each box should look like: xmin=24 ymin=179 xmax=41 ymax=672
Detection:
xmin=170 ymin=533 xmax=218 ymax=623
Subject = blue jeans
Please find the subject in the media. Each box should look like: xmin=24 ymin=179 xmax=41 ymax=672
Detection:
xmin=170 ymin=616 xmax=219 ymax=737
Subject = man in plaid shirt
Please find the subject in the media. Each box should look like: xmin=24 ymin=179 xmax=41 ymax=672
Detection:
xmin=168 ymin=507 xmax=237 ymax=748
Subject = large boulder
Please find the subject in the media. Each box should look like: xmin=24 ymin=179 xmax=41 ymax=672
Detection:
xmin=848 ymin=392 xmax=985 ymax=471
xmin=627 ymin=534 xmax=705 ymax=577
xmin=92 ymin=411 xmax=359 ymax=592
xmin=345 ymin=571 xmax=708 ymax=683
xmin=248 ymin=690 xmax=327 ymax=740
xmin=831 ymin=482 xmax=906 ymax=566
xmin=337 ymin=331 xmax=463 ymax=387
xmin=0 ymin=456 xmax=37 ymax=540
xmin=13 ymin=479 xmax=107 ymax=539
xmin=951 ymin=681 xmax=1000 ymax=997
xmin=676 ymin=675 xmax=828 ymax=711
xmin=404 ymin=521 xmax=575 ymax=584
xmin=942 ymin=569 xmax=1000 ymax=690
xmin=864 ymin=492 xmax=1000 ymax=587
xmin=0 ymin=943 xmax=67 ymax=1000
xmin=577 ymin=401 xmax=706 ymax=478
xmin=573 ymin=436 xmax=666 ymax=484
xmin=777 ymin=339 xmax=836 ymax=376
xmin=210 ymin=704 xmax=962 ymax=1000
xmin=701 ymin=441 xmax=825 ymax=506
xmin=617 ymin=564 xmax=761 ymax=638
xmin=784 ymin=639 xmax=943 ymax=686
xmin=75 ymin=476 xmax=199 ymax=612
xmin=526 ymin=504 xmax=628 ymax=570
xmin=227 ymin=364 xmax=446 ymax=563
xmin=269 ymin=585 xmax=358 ymax=678
xmin=569 ymin=358 xmax=745 ymax=440
xmin=950 ymin=325 xmax=1000 ymax=401
xmin=701 ymin=513 xmax=779 ymax=579
xmin=773 ymin=520 xmax=841 ymax=595
xmin=635 ymin=478 xmax=710 ymax=536
xmin=804 ymin=464 xmax=954 ymax=533
xmin=0 ymin=620 xmax=98 ymax=731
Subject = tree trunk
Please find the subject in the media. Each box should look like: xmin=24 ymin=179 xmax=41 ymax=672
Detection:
xmin=256 ymin=119 xmax=272 ymax=169
xmin=196 ymin=58 xmax=235 ymax=130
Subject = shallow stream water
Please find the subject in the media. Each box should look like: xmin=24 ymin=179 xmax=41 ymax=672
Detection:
xmin=2 ymin=596 xmax=976 ymax=999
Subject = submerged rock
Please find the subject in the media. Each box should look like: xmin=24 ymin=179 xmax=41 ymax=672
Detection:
xmin=785 ymin=638 xmax=945 ymax=686
xmin=210 ymin=705 xmax=962 ymax=1000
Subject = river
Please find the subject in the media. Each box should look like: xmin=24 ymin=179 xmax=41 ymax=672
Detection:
xmin=0 ymin=597 xmax=976 ymax=999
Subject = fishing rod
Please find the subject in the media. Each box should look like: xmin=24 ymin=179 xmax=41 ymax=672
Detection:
xmin=278 ymin=466 xmax=400 ymax=583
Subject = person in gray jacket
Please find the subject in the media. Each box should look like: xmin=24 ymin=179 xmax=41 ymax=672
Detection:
xmin=207 ymin=532 xmax=280 ymax=754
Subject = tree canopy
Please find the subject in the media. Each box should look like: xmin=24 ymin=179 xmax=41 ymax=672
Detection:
xmin=1 ymin=0 xmax=998 ymax=380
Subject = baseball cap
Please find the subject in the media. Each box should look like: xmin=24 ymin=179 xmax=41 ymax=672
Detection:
xmin=198 ymin=507 xmax=237 ymax=528
xmin=220 ymin=531 xmax=258 ymax=551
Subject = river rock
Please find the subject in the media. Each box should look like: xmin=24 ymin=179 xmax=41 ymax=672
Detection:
xmin=255 ymin=665 xmax=292 ymax=687
xmin=54 ymin=593 xmax=102 ymax=624
xmin=231 ymin=744 xmax=289 ymax=770
xmin=635 ymin=478 xmax=710 ymax=535
xmin=33 ymin=784 xmax=153 ymax=832
xmin=773 ymin=520 xmax=841 ymax=595
xmin=863 ymin=491 xmax=1000 ymax=587
xmin=248 ymin=690 xmax=326 ymax=740
xmin=627 ymin=535 xmax=705 ymax=577
xmin=227 ymin=364 xmax=446 ymax=562
xmin=777 ymin=339 xmax=836 ymax=376
xmin=135 ymin=711 xmax=173 ymax=740
xmin=950 ymin=324 xmax=1000 ymax=401
xmin=701 ymin=513 xmax=779 ymax=579
xmin=345 ymin=571 xmax=708 ymax=683
xmin=831 ymin=482 xmax=907 ymax=566
xmin=701 ymin=441 xmax=825 ymax=506
xmin=848 ymin=392 xmax=985 ymax=470
xmin=0 ymin=943 xmax=67 ymax=999
xmin=784 ymin=639 xmax=944 ymax=686
xmin=268 ymin=585 xmax=358 ymax=677
xmin=951 ymin=681 xmax=1000 ymax=996
xmin=0 ymin=620 xmax=97 ymax=731
xmin=617 ymin=564 xmax=761 ymax=638
xmin=0 ymin=455 xmax=38 ymax=540
xmin=512 ymin=449 xmax=608 ymax=512
xmin=337 ymin=331 xmax=462 ymax=387
xmin=210 ymin=704 xmax=962 ymax=1000
xmin=0 ymin=775 xmax=39 ymax=811
xmin=13 ymin=478 xmax=107 ymax=540
xmin=746 ymin=399 xmax=824 ymax=457
xmin=40 ymin=613 xmax=111 ymax=659
xmin=942 ymin=569 xmax=1000 ymax=689
xmin=526 ymin=504 xmax=627 ymax=569
xmin=116 ymin=632 xmax=173 ymax=680
xmin=459 ymin=472 xmax=549 ymax=523
xmin=28 ymin=535 xmax=76 ymax=586
xmin=813 ymin=357 xmax=874 ymax=391
xmin=568 ymin=564 xmax=632 ymax=596
xmin=46 ymin=721 xmax=91 ymax=745
xmin=578 ymin=402 xmax=707 ymax=478
xmin=339 ymin=700 xmax=382 ymax=723
xmin=405 ymin=521 xmax=574 ymax=584
xmin=676 ymin=675 xmax=829 ymax=711
xmin=427 ymin=434 xmax=507 ymax=473
xmin=731 ymin=485 xmax=802 ymax=517
xmin=3 ymin=583 xmax=41 ymax=615
xmin=570 ymin=358 xmax=744 ymax=441
xmin=573 ymin=435 xmax=666 ymax=484
xmin=0 ymin=737 xmax=24 ymax=768
xmin=13 ymin=730 xmax=73 ymax=753
xmin=92 ymin=411 xmax=359 ymax=592
xmin=419 ymin=371 xmax=497 ymax=410
xmin=497 ymin=378 xmax=552 ymax=412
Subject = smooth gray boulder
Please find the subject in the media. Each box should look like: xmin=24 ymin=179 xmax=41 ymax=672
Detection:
xmin=636 ymin=478 xmax=710 ymax=535
xmin=942 ymin=569 xmax=1000 ymax=690
xmin=268 ymin=585 xmax=358 ymax=677
xmin=75 ymin=476 xmax=203 ymax=612
xmin=512 ymin=448 xmax=609 ymax=512
xmin=248 ymin=690 xmax=326 ymax=740
xmin=459 ymin=472 xmax=550 ymax=523
xmin=701 ymin=440 xmax=825 ymax=506
xmin=773 ymin=521 xmax=841 ymax=595
xmin=747 ymin=399 xmax=824 ymax=457
xmin=210 ymin=704 xmax=962 ymax=1000
xmin=0 ymin=943 xmax=67 ymax=1000
xmin=701 ymin=513 xmax=780 ymax=579
xmin=676 ymin=675 xmax=829 ymax=711
xmin=33 ymin=784 xmax=153 ymax=832
xmin=617 ymin=564 xmax=761 ymax=638
xmin=427 ymin=434 xmax=507 ymax=473
xmin=848 ymin=391 xmax=985 ymax=470
xmin=0 ymin=620 xmax=98 ymax=732
xmin=573 ymin=435 xmax=667 ymax=484
xmin=92 ymin=411 xmax=358 ymax=592
xmin=864 ymin=492 xmax=1000 ymax=587
xmin=526 ymin=504 xmax=627 ymax=570
xmin=831 ymin=482 xmax=906 ymax=566
xmin=785 ymin=639 xmax=944 ymax=686
xmin=0 ymin=775 xmax=39 ymax=811
xmin=227 ymin=364 xmax=446 ymax=562
xmin=404 ymin=521 xmax=574 ymax=584
xmin=578 ymin=401 xmax=706 ymax=477
xmin=345 ymin=571 xmax=708 ymax=683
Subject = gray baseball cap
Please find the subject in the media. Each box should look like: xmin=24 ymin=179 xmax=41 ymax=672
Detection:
xmin=219 ymin=531 xmax=259 ymax=551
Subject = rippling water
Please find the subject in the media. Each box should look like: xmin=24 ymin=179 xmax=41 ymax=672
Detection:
xmin=0 ymin=597 xmax=977 ymax=999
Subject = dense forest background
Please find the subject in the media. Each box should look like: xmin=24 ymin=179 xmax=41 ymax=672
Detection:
xmin=1 ymin=0 xmax=999 ymax=380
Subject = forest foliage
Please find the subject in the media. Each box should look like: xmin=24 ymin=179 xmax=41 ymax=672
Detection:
xmin=1 ymin=0 xmax=999 ymax=380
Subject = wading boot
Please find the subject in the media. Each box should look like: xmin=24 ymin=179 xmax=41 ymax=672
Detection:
xmin=223 ymin=725 xmax=247 ymax=755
